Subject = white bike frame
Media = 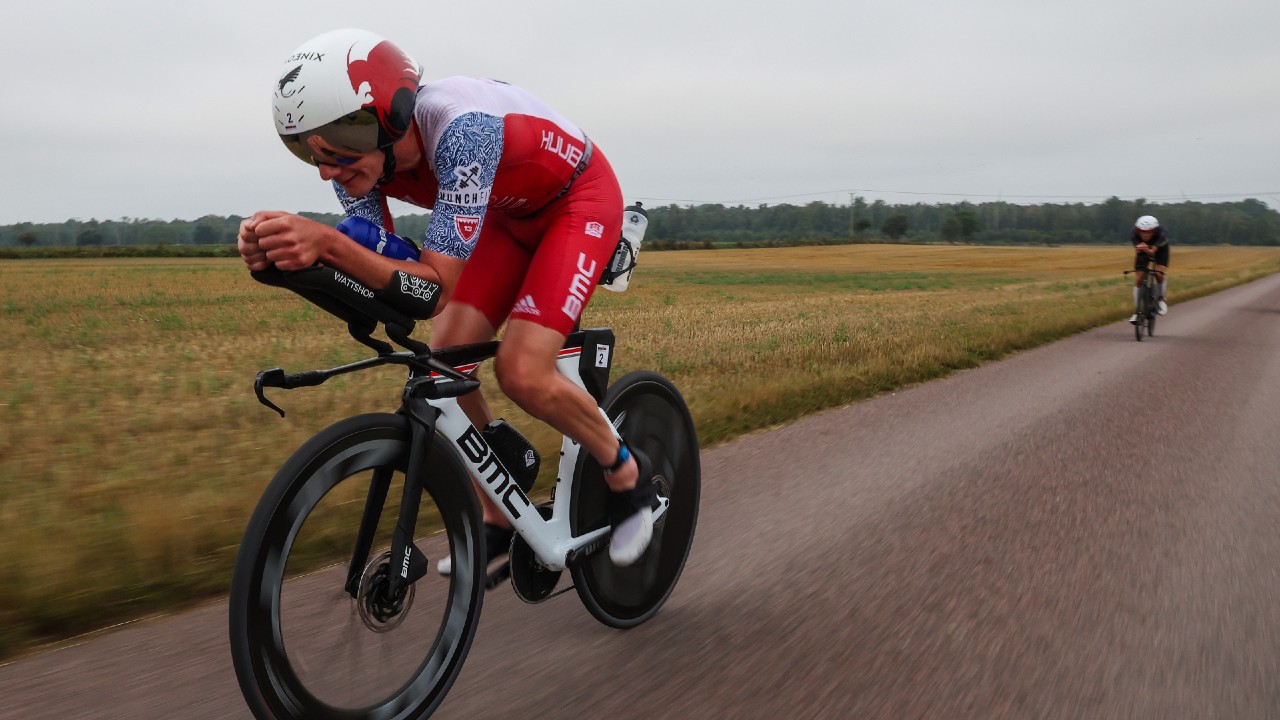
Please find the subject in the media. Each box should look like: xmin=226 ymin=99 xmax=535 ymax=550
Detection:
xmin=426 ymin=341 xmax=668 ymax=572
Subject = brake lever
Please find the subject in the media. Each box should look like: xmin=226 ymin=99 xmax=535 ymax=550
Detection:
xmin=255 ymin=368 xmax=288 ymax=418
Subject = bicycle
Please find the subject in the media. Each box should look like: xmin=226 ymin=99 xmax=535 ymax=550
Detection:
xmin=1124 ymin=255 xmax=1163 ymax=341
xmin=228 ymin=265 xmax=701 ymax=720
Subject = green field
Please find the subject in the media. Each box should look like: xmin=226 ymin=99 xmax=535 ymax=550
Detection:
xmin=2 ymin=244 xmax=1278 ymax=658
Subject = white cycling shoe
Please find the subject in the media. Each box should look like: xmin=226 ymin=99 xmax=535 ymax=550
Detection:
xmin=436 ymin=511 xmax=654 ymax=571
xmin=437 ymin=511 xmax=654 ymax=571
xmin=1128 ymin=314 xmax=1139 ymax=324
xmin=1157 ymin=299 xmax=1168 ymax=315
xmin=606 ymin=444 xmax=658 ymax=566
xmin=609 ymin=506 xmax=654 ymax=566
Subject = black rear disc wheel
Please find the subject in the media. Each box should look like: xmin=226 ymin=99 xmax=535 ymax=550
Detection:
xmin=571 ymin=371 xmax=701 ymax=629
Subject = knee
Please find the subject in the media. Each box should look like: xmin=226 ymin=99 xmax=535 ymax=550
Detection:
xmin=494 ymin=352 xmax=555 ymax=410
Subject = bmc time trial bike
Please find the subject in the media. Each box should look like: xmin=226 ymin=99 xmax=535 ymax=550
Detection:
xmin=1124 ymin=255 xmax=1163 ymax=341
xmin=228 ymin=265 xmax=700 ymax=720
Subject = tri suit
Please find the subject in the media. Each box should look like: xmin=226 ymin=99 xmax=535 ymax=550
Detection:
xmin=1130 ymin=225 xmax=1170 ymax=271
xmin=336 ymin=76 xmax=624 ymax=335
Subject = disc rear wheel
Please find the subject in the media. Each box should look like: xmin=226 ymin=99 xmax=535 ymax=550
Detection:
xmin=571 ymin=371 xmax=701 ymax=629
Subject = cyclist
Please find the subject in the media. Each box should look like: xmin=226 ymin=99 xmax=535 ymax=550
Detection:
xmin=236 ymin=28 xmax=658 ymax=567
xmin=1129 ymin=215 xmax=1170 ymax=324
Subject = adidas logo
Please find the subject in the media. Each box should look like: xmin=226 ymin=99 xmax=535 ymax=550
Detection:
xmin=513 ymin=294 xmax=540 ymax=316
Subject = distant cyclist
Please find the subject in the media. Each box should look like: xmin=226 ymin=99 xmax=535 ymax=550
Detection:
xmin=1129 ymin=215 xmax=1169 ymax=324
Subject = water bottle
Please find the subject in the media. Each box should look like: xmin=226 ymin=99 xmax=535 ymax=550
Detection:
xmin=336 ymin=215 xmax=421 ymax=262
xmin=602 ymin=202 xmax=647 ymax=293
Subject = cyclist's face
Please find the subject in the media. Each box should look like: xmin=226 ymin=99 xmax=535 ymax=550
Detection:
xmin=1137 ymin=229 xmax=1155 ymax=242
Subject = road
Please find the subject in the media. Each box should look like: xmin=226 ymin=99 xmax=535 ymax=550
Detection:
xmin=4 ymin=274 xmax=1280 ymax=720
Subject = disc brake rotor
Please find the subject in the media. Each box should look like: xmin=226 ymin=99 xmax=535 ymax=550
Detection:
xmin=355 ymin=551 xmax=417 ymax=633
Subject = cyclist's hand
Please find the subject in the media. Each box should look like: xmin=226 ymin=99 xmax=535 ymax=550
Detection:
xmin=254 ymin=213 xmax=333 ymax=272
xmin=238 ymin=211 xmax=291 ymax=272
xmin=238 ymin=213 xmax=270 ymax=272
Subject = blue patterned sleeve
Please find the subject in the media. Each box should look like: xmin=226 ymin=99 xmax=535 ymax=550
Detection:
xmin=423 ymin=112 xmax=503 ymax=260
xmin=334 ymin=182 xmax=388 ymax=228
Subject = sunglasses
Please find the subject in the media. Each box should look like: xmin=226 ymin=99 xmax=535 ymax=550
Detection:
xmin=317 ymin=150 xmax=362 ymax=167
xmin=280 ymin=133 xmax=369 ymax=167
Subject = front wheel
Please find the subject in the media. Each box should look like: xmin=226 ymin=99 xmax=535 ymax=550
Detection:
xmin=1146 ymin=291 xmax=1157 ymax=337
xmin=229 ymin=413 xmax=485 ymax=720
xmin=571 ymin=371 xmax=701 ymax=629
xmin=1134 ymin=292 xmax=1145 ymax=342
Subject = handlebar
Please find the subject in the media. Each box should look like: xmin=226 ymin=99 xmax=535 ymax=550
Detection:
xmin=251 ymin=265 xmax=428 ymax=355
xmin=251 ymin=264 xmax=469 ymax=416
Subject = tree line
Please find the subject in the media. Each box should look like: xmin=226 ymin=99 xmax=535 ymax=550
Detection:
xmin=2 ymin=197 xmax=1276 ymax=250
xmin=642 ymin=197 xmax=1280 ymax=247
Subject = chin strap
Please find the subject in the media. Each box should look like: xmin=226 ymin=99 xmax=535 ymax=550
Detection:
xmin=376 ymin=148 xmax=398 ymax=186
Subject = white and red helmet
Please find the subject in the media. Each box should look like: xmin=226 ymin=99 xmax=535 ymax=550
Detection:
xmin=1135 ymin=215 xmax=1160 ymax=231
xmin=273 ymin=29 xmax=421 ymax=165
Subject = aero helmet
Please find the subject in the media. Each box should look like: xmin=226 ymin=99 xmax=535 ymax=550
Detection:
xmin=1135 ymin=215 xmax=1159 ymax=231
xmin=273 ymin=29 xmax=421 ymax=167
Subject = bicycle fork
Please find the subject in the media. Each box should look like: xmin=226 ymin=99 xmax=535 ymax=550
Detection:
xmin=343 ymin=373 xmax=476 ymax=601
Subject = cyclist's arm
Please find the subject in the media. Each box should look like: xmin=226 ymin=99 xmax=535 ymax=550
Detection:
xmin=316 ymin=223 xmax=462 ymax=301
xmin=420 ymin=112 xmax=501 ymax=265
xmin=324 ymin=182 xmax=462 ymax=311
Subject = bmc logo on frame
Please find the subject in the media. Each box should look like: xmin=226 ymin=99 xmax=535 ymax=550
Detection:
xmin=455 ymin=426 xmax=531 ymax=519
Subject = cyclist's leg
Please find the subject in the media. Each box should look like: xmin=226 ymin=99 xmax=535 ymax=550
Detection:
xmin=493 ymin=200 xmax=628 ymax=490
xmin=497 ymin=320 xmax=636 ymax=490
xmin=494 ymin=153 xmax=654 ymax=564
xmin=497 ymin=321 xmax=653 ymax=566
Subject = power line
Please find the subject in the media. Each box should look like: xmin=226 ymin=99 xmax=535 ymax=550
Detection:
xmin=635 ymin=187 xmax=1280 ymax=206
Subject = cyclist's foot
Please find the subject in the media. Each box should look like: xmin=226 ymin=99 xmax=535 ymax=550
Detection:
xmin=608 ymin=447 xmax=659 ymax=566
xmin=1157 ymin=299 xmax=1168 ymax=315
xmin=437 ymin=522 xmax=513 ymax=577
xmin=1129 ymin=314 xmax=1139 ymax=324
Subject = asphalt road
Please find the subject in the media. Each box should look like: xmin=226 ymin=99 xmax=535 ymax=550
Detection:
xmin=4 ymin=274 xmax=1280 ymax=720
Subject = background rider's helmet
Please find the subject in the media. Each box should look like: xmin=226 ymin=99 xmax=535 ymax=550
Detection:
xmin=1135 ymin=215 xmax=1160 ymax=231
xmin=273 ymin=29 xmax=422 ymax=165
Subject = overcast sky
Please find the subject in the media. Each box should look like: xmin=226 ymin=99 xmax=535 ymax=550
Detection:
xmin=5 ymin=0 xmax=1278 ymax=225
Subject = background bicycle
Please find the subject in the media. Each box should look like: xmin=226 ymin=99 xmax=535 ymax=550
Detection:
xmin=1125 ymin=258 xmax=1163 ymax=341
